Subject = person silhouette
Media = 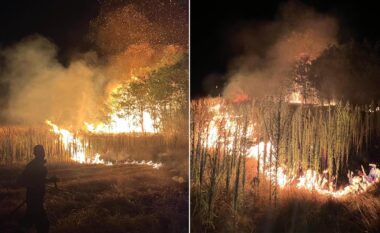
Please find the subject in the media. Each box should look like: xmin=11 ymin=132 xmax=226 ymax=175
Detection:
xmin=18 ymin=145 xmax=57 ymax=233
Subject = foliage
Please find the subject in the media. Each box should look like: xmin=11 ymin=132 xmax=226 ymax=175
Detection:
xmin=308 ymin=42 xmax=380 ymax=104
xmin=113 ymin=54 xmax=188 ymax=137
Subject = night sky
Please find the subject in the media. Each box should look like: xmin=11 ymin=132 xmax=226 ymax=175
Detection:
xmin=191 ymin=0 xmax=380 ymax=98
xmin=0 ymin=0 xmax=99 ymax=114
xmin=2 ymin=1 xmax=380 ymax=99
xmin=0 ymin=0 xmax=99 ymax=63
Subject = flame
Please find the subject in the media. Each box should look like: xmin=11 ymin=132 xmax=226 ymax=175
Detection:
xmin=232 ymin=94 xmax=250 ymax=103
xmin=46 ymin=120 xmax=86 ymax=163
xmin=286 ymin=90 xmax=337 ymax=106
xmin=45 ymin=83 xmax=162 ymax=167
xmin=124 ymin=160 xmax=163 ymax=169
xmin=85 ymin=111 xmax=156 ymax=134
xmin=46 ymin=120 xmax=162 ymax=169
xmin=84 ymin=84 xmax=158 ymax=134
xmin=287 ymin=91 xmax=303 ymax=104
xmin=247 ymin=141 xmax=379 ymax=198
xmin=203 ymin=101 xmax=379 ymax=198
xmin=204 ymin=103 xmax=253 ymax=149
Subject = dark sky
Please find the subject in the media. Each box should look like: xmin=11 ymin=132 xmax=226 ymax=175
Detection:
xmin=0 ymin=0 xmax=100 ymax=113
xmin=190 ymin=0 xmax=380 ymax=98
xmin=0 ymin=0 xmax=100 ymax=63
xmin=1 ymin=1 xmax=380 ymax=99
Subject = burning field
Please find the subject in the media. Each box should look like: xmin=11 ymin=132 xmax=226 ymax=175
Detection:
xmin=0 ymin=0 xmax=189 ymax=232
xmin=191 ymin=2 xmax=380 ymax=232
xmin=0 ymin=120 xmax=189 ymax=233
xmin=191 ymin=97 xmax=380 ymax=233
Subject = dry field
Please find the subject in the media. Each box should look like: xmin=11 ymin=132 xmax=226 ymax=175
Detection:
xmin=191 ymin=158 xmax=380 ymax=233
xmin=0 ymin=161 xmax=188 ymax=233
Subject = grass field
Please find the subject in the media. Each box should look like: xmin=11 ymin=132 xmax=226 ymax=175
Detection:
xmin=191 ymin=159 xmax=380 ymax=233
xmin=0 ymin=159 xmax=188 ymax=233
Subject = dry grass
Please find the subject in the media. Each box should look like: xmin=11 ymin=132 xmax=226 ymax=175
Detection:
xmin=191 ymin=155 xmax=380 ymax=233
xmin=0 ymin=161 xmax=188 ymax=233
xmin=0 ymin=125 xmax=186 ymax=164
xmin=191 ymin=180 xmax=380 ymax=233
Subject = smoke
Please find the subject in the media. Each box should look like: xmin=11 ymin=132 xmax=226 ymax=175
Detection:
xmin=0 ymin=35 xmax=103 ymax=126
xmin=0 ymin=1 xmax=186 ymax=126
xmin=223 ymin=1 xmax=338 ymax=100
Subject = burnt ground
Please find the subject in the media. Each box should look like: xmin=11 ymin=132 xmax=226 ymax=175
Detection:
xmin=0 ymin=162 xmax=188 ymax=233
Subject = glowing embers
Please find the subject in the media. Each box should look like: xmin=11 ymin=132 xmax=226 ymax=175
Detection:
xmin=124 ymin=160 xmax=163 ymax=169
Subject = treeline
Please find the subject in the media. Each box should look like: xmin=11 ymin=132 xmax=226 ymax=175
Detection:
xmin=112 ymin=54 xmax=188 ymax=141
xmin=191 ymin=97 xmax=380 ymax=229
xmin=308 ymin=41 xmax=380 ymax=104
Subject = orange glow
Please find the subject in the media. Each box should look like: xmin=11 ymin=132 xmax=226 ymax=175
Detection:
xmin=204 ymin=101 xmax=379 ymax=198
xmin=85 ymin=111 xmax=156 ymax=134
xmin=46 ymin=120 xmax=162 ymax=169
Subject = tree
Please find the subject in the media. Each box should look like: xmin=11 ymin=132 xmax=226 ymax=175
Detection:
xmin=291 ymin=55 xmax=318 ymax=104
xmin=308 ymin=42 xmax=380 ymax=104
xmin=112 ymin=54 xmax=188 ymax=134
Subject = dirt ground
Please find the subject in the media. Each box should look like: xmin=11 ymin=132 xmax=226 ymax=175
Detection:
xmin=0 ymin=162 xmax=188 ymax=233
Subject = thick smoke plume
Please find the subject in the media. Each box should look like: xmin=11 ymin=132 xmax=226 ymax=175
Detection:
xmin=0 ymin=1 xmax=187 ymax=126
xmin=1 ymin=35 xmax=102 ymax=126
xmin=223 ymin=2 xmax=337 ymax=100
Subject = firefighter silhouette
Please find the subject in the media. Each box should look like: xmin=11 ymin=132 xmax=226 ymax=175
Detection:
xmin=17 ymin=145 xmax=57 ymax=233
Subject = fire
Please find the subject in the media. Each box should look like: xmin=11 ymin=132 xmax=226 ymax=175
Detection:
xmin=84 ymin=85 xmax=158 ymax=134
xmin=204 ymin=101 xmax=379 ymax=198
xmin=85 ymin=111 xmax=156 ymax=134
xmin=287 ymin=91 xmax=303 ymax=104
xmin=46 ymin=120 xmax=86 ymax=163
xmin=248 ymin=142 xmax=380 ymax=198
xmin=286 ymin=90 xmax=337 ymax=106
xmin=204 ymin=103 xmax=254 ymax=148
xmin=45 ymin=83 xmax=162 ymax=168
xmin=232 ymin=94 xmax=250 ymax=103
xmin=124 ymin=160 xmax=163 ymax=169
xmin=46 ymin=120 xmax=162 ymax=169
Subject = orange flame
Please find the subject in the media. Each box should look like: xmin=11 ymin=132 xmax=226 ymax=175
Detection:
xmin=46 ymin=120 xmax=162 ymax=169
xmin=204 ymin=101 xmax=379 ymax=198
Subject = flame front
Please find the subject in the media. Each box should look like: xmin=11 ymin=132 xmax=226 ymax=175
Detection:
xmin=46 ymin=120 xmax=162 ymax=169
xmin=46 ymin=120 xmax=86 ymax=163
xmin=247 ymin=142 xmax=379 ymax=198
xmin=84 ymin=85 xmax=158 ymax=134
xmin=202 ymin=101 xmax=379 ymax=198
xmin=85 ymin=111 xmax=156 ymax=134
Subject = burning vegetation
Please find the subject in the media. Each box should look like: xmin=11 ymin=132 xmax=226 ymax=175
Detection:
xmin=191 ymin=97 xmax=380 ymax=233
xmin=191 ymin=2 xmax=380 ymax=233
xmin=0 ymin=0 xmax=188 ymax=166
xmin=0 ymin=1 xmax=188 ymax=233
